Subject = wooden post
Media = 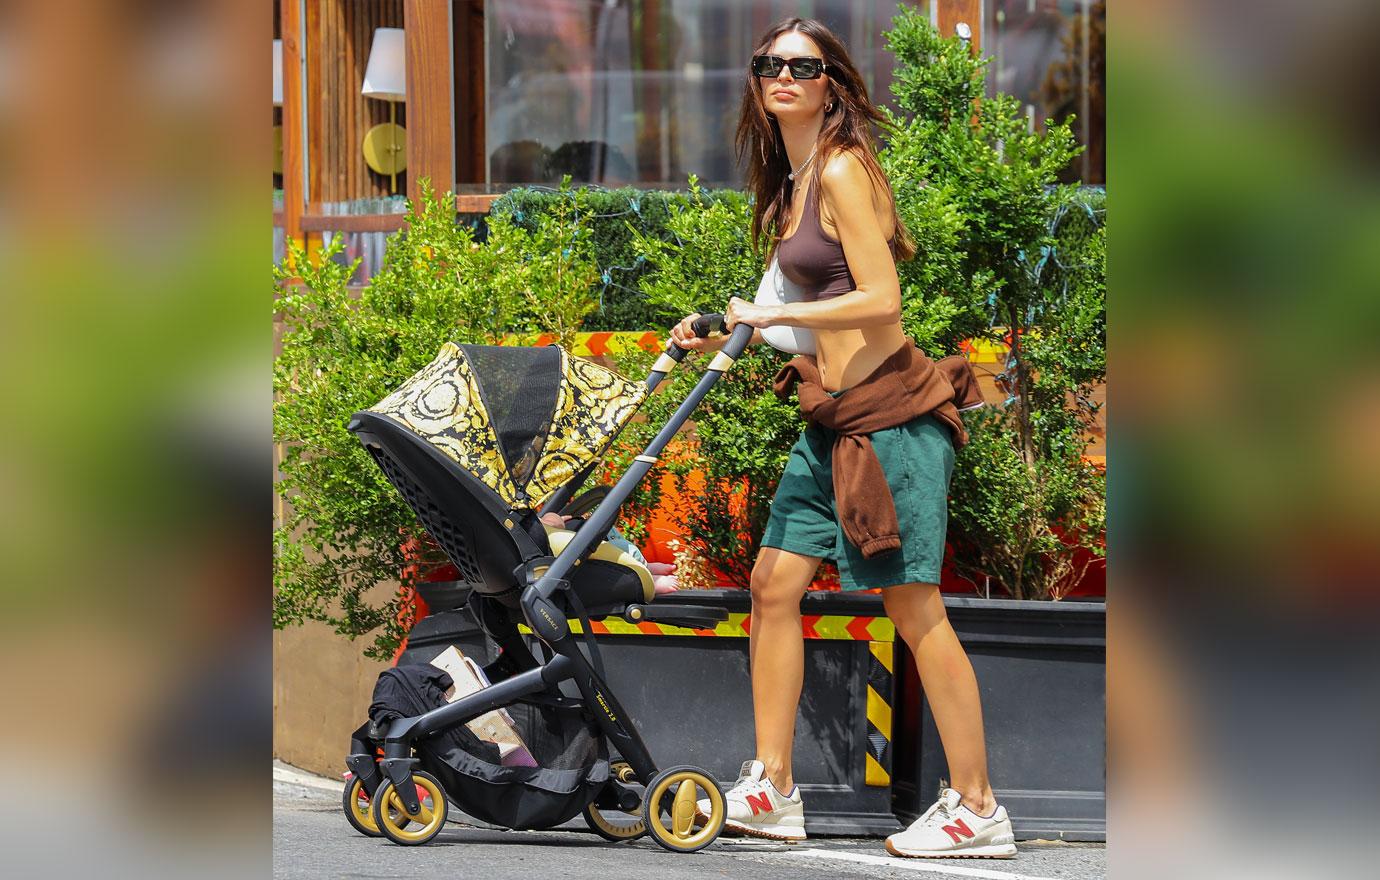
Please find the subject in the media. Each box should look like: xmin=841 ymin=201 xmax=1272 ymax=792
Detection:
xmin=635 ymin=0 xmax=663 ymax=183
xmin=280 ymin=0 xmax=306 ymax=254
xmin=935 ymin=0 xmax=982 ymax=52
xmin=453 ymin=0 xmax=486 ymax=185
xmin=404 ymin=0 xmax=455 ymax=203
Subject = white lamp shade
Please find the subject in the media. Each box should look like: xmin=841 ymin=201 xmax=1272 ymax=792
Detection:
xmin=272 ymin=39 xmax=283 ymax=106
xmin=362 ymin=28 xmax=406 ymax=101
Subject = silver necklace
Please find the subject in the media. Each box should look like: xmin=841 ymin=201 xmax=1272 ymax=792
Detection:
xmin=787 ymin=142 xmax=818 ymax=181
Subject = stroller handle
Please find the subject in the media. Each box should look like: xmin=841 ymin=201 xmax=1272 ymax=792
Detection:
xmin=646 ymin=313 xmax=753 ymax=393
xmin=667 ymin=312 xmax=723 ymax=361
xmin=659 ymin=314 xmax=756 ymax=361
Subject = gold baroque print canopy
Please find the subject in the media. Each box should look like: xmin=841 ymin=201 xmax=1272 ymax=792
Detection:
xmin=369 ymin=342 xmax=646 ymax=509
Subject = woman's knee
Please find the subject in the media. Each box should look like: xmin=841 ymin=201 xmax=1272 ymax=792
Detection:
xmin=750 ymin=555 xmax=807 ymax=616
xmin=882 ymin=582 xmax=947 ymax=643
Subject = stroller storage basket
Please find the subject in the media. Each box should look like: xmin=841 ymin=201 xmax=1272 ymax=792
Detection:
xmin=368 ymin=663 xmax=609 ymax=831
xmin=420 ymin=701 xmax=609 ymax=831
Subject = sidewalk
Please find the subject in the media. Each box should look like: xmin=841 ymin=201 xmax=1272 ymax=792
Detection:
xmin=274 ymin=762 xmax=1105 ymax=879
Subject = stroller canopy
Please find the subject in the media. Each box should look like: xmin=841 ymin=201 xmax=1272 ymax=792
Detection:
xmin=368 ymin=342 xmax=646 ymax=510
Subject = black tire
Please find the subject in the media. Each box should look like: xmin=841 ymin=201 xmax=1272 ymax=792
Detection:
xmin=642 ymin=765 xmax=724 ymax=853
xmin=371 ymin=770 xmax=448 ymax=846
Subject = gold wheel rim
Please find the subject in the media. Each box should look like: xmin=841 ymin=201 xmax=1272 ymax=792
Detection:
xmin=586 ymin=803 xmax=645 ymax=839
xmin=647 ymin=771 xmax=723 ymax=850
xmin=377 ymin=776 xmax=445 ymax=843
xmin=347 ymin=778 xmax=379 ymax=833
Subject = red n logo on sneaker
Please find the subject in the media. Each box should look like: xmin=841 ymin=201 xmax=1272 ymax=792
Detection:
xmin=941 ymin=818 xmax=975 ymax=844
xmin=745 ymin=791 xmax=773 ymax=815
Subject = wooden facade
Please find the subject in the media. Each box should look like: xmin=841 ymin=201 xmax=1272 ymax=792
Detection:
xmin=276 ymin=1 xmax=985 ymax=248
xmin=308 ymin=0 xmax=407 ymax=205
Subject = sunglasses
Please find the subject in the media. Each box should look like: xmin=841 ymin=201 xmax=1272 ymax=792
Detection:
xmin=751 ymin=54 xmax=828 ymax=80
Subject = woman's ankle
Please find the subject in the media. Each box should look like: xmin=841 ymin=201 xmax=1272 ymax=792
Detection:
xmin=758 ymin=757 xmax=794 ymax=795
xmin=955 ymin=784 xmax=997 ymax=817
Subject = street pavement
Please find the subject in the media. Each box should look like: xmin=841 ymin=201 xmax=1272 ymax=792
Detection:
xmin=274 ymin=763 xmax=1105 ymax=880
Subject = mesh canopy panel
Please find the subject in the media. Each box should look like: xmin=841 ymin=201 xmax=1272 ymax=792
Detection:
xmin=459 ymin=344 xmax=560 ymax=489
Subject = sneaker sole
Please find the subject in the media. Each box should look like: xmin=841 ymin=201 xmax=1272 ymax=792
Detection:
xmin=885 ymin=839 xmax=1017 ymax=859
xmin=694 ymin=809 xmax=806 ymax=842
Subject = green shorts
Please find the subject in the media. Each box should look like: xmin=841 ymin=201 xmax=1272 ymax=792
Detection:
xmin=760 ymin=397 xmax=956 ymax=590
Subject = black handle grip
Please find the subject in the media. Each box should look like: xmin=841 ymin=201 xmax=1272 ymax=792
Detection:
xmin=665 ymin=312 xmax=726 ymax=363
xmin=691 ymin=313 xmax=724 ymax=338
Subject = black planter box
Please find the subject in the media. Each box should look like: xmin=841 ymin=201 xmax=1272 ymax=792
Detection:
xmin=585 ymin=589 xmax=902 ymax=836
xmin=892 ymin=596 xmax=1107 ymax=841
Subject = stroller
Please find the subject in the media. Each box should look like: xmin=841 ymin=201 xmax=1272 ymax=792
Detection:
xmin=342 ymin=315 xmax=750 ymax=853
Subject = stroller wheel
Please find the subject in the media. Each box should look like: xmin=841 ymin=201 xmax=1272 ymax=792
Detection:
xmin=342 ymin=775 xmax=409 ymax=838
xmin=583 ymin=801 xmax=647 ymax=842
xmin=371 ymin=771 xmax=448 ymax=846
xmin=642 ymin=766 xmax=724 ymax=853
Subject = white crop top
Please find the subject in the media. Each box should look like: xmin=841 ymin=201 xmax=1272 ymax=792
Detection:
xmin=753 ymin=254 xmax=817 ymax=356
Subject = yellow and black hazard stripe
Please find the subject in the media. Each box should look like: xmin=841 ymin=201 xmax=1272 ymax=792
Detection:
xmin=865 ymin=640 xmax=894 ymax=786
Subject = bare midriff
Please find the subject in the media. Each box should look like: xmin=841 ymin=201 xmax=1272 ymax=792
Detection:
xmin=809 ymin=323 xmax=911 ymax=393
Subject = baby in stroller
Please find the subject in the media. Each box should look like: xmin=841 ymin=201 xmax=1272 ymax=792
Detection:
xmin=341 ymin=317 xmax=748 ymax=853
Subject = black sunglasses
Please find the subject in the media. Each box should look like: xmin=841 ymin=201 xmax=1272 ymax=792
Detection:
xmin=752 ymin=54 xmax=827 ymax=80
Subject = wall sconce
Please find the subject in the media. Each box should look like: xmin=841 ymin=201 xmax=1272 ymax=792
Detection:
xmin=361 ymin=27 xmax=406 ymax=194
xmin=273 ymin=39 xmax=284 ymax=176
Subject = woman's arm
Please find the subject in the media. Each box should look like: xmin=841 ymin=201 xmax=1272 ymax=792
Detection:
xmin=769 ymin=151 xmax=902 ymax=331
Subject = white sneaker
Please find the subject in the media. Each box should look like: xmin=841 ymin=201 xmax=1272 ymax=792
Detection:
xmin=694 ymin=759 xmax=806 ymax=841
xmin=885 ymin=788 xmax=1016 ymax=858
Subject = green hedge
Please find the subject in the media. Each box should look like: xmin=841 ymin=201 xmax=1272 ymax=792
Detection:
xmin=488 ymin=185 xmax=751 ymax=331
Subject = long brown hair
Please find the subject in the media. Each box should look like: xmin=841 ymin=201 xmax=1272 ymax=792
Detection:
xmin=734 ymin=17 xmax=915 ymax=264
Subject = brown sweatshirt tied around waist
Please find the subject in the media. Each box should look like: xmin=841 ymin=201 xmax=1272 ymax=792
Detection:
xmin=772 ymin=341 xmax=986 ymax=559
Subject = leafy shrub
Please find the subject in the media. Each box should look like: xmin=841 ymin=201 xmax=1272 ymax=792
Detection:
xmin=489 ymin=184 xmax=748 ymax=330
xmin=881 ymin=9 xmax=1106 ymax=599
xmin=273 ymin=180 xmax=602 ymax=658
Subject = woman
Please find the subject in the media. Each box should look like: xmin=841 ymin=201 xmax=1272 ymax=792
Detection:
xmin=672 ymin=18 xmax=1015 ymax=859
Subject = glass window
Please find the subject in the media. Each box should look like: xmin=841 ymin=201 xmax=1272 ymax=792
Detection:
xmin=985 ymin=0 xmax=1105 ymax=184
xmin=484 ymin=0 xmax=916 ymax=188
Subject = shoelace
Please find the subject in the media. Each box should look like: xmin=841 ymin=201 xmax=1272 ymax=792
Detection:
xmin=914 ymin=797 xmax=954 ymax=828
xmin=726 ymin=775 xmax=767 ymax=798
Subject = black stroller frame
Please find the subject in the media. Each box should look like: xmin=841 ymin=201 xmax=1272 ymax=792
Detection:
xmin=344 ymin=316 xmax=751 ymax=852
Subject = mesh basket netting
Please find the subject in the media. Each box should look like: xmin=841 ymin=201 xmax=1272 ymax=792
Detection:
xmin=368 ymin=664 xmax=609 ymax=831
xmin=419 ymin=701 xmax=609 ymax=830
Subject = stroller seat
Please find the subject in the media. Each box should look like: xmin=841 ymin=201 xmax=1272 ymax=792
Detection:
xmin=541 ymin=523 xmax=655 ymax=607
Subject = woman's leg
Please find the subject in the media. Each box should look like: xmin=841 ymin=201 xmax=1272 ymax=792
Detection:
xmin=748 ymin=546 xmax=822 ymax=794
xmin=882 ymin=582 xmax=997 ymax=815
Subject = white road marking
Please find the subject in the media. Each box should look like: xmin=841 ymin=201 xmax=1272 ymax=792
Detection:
xmin=782 ymin=848 xmax=1059 ymax=880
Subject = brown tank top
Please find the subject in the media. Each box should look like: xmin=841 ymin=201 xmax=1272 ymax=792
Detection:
xmin=775 ymin=180 xmax=897 ymax=301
